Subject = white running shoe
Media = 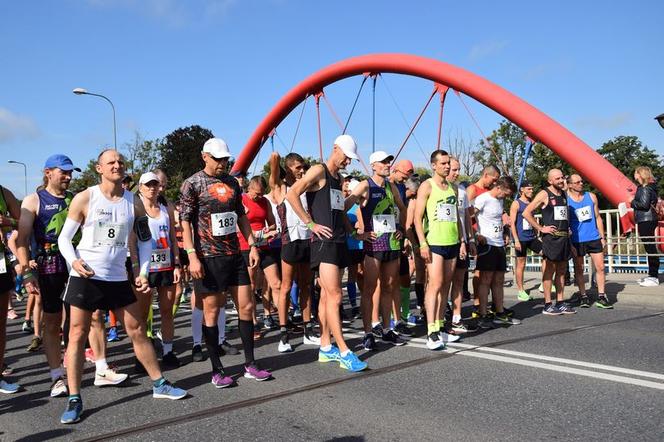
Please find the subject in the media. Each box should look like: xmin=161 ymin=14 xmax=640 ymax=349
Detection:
xmin=440 ymin=332 xmax=460 ymax=343
xmin=94 ymin=367 xmax=128 ymax=386
xmin=278 ymin=340 xmax=293 ymax=353
xmin=639 ymin=277 xmax=660 ymax=287
xmin=426 ymin=333 xmax=445 ymax=350
xmin=303 ymin=333 xmax=321 ymax=346
xmin=50 ymin=377 xmax=68 ymax=398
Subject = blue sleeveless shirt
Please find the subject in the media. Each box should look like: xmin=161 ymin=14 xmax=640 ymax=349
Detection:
xmin=568 ymin=192 xmax=600 ymax=243
xmin=360 ymin=178 xmax=400 ymax=252
xmin=516 ymin=199 xmax=536 ymax=241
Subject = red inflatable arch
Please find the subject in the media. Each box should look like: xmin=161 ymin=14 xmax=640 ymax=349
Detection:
xmin=232 ymin=53 xmax=636 ymax=208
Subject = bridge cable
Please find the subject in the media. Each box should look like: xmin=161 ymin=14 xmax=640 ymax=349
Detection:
xmin=372 ymin=74 xmax=377 ymax=153
xmin=392 ymin=88 xmax=437 ymax=163
xmin=343 ymin=76 xmax=368 ymax=134
xmin=515 ymin=136 xmax=535 ymax=198
xmin=290 ymin=96 xmax=308 ymax=153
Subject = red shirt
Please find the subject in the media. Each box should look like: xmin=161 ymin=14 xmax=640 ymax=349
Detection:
xmin=238 ymin=193 xmax=270 ymax=251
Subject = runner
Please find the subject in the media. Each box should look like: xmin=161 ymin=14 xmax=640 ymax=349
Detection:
xmin=508 ymin=180 xmax=542 ymax=301
xmin=344 ymin=179 xmax=363 ymax=321
xmin=286 ymin=134 xmax=367 ymax=371
xmin=269 ymin=152 xmax=321 ymax=353
xmin=567 ymin=174 xmax=612 ymax=308
xmin=136 ymin=172 xmax=183 ymax=367
xmin=57 ymin=149 xmax=186 ymax=424
xmin=473 ymin=176 xmax=521 ymax=328
xmin=413 ymin=150 xmax=466 ymax=350
xmin=522 ymin=169 xmax=577 ymax=316
xmin=404 ymin=177 xmax=426 ymax=324
xmin=180 ymin=138 xmax=272 ymax=388
xmin=0 ymin=184 xmax=21 ymax=394
xmin=346 ymin=150 xmax=408 ymax=349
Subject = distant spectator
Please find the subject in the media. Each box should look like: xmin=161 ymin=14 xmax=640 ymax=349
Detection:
xmin=631 ymin=166 xmax=660 ymax=286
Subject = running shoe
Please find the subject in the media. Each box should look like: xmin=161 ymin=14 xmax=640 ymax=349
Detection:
xmin=219 ymin=340 xmax=240 ymax=356
xmin=502 ymin=307 xmax=515 ymax=317
xmin=22 ymin=319 xmax=33 ymax=333
xmin=2 ymin=364 xmax=13 ymax=376
xmin=440 ymin=331 xmax=460 ymax=343
xmin=639 ymin=277 xmax=660 ymax=287
xmin=15 ymin=291 xmax=24 ymax=302
xmin=303 ymin=330 xmax=321 ymax=346
xmin=263 ymin=315 xmax=277 ymax=330
xmin=253 ymin=327 xmax=262 ymax=341
xmin=595 ymin=295 xmax=614 ymax=309
xmin=244 ymin=363 xmax=272 ymax=381
xmin=94 ymin=366 xmax=128 ymax=386
xmin=211 ymin=371 xmax=234 ymax=388
xmin=351 ymin=306 xmax=361 ymax=319
xmin=318 ymin=345 xmax=341 ymax=363
xmin=556 ymin=302 xmax=576 ymax=315
xmin=394 ymin=322 xmax=414 ymax=337
xmin=517 ymin=290 xmax=532 ymax=301
xmin=579 ymin=295 xmax=591 ymax=308
xmin=371 ymin=323 xmax=384 ymax=339
xmin=106 ymin=326 xmax=120 ymax=342
xmin=50 ymin=377 xmax=68 ymax=397
xmin=471 ymin=306 xmax=480 ymax=319
xmin=154 ymin=329 xmax=163 ymax=342
xmin=292 ymin=308 xmax=303 ymax=323
xmin=338 ymin=351 xmax=368 ymax=372
xmin=26 ymin=336 xmax=42 ymax=352
xmin=493 ymin=312 xmax=522 ymax=325
xmin=538 ymin=283 xmax=556 ymax=293
xmin=192 ymin=344 xmax=205 ymax=362
xmin=451 ymin=321 xmax=469 ymax=334
xmin=162 ymin=352 xmax=181 ymax=368
xmin=0 ymin=378 xmax=20 ymax=394
xmin=85 ymin=348 xmax=95 ymax=363
xmin=382 ymin=329 xmax=406 ymax=346
xmin=60 ymin=398 xmax=83 ymax=424
xmin=477 ymin=316 xmax=495 ymax=329
xmin=426 ymin=332 xmax=444 ymax=350
xmin=7 ymin=309 xmax=17 ymax=320
xmin=362 ymin=333 xmax=376 ymax=351
xmin=407 ymin=314 xmax=424 ymax=326
xmin=278 ymin=334 xmax=293 ymax=353
xmin=153 ymin=381 xmax=187 ymax=400
xmin=542 ymin=304 xmax=562 ymax=316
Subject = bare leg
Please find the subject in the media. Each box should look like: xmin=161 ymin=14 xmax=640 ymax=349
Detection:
xmin=66 ymin=306 xmax=93 ymax=395
xmin=120 ymin=302 xmax=162 ymax=380
xmin=318 ymin=263 xmax=348 ymax=352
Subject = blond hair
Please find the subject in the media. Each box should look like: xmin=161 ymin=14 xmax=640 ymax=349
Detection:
xmin=635 ymin=166 xmax=654 ymax=185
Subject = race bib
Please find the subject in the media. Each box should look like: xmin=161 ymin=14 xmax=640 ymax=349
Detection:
xmin=93 ymin=222 xmax=128 ymax=248
xmin=575 ymin=206 xmax=592 ymax=222
xmin=330 ymin=189 xmax=344 ymax=211
xmin=522 ymin=218 xmax=532 ymax=231
xmin=0 ymin=258 xmax=6 ymax=274
xmin=553 ymin=205 xmax=568 ymax=221
xmin=211 ymin=212 xmax=237 ymax=236
xmin=436 ymin=203 xmax=457 ymax=222
xmin=372 ymin=214 xmax=396 ymax=235
xmin=149 ymin=248 xmax=171 ymax=271
xmin=489 ymin=222 xmax=503 ymax=238
xmin=253 ymin=229 xmax=268 ymax=247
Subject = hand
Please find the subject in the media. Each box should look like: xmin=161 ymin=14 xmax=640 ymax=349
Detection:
xmin=188 ymin=254 xmax=205 ymax=280
xmin=173 ymin=267 xmax=182 ymax=284
xmin=311 ymin=223 xmax=333 ymax=240
xmin=404 ymin=242 xmax=413 ymax=257
xmin=476 ymin=235 xmax=487 ymax=245
xmin=505 ymin=235 xmax=512 ymax=246
xmin=540 ymin=225 xmax=557 ymax=234
xmin=23 ymin=273 xmax=41 ymax=296
xmin=134 ymin=275 xmax=151 ymax=294
xmin=73 ymin=259 xmax=95 ymax=278
xmin=514 ymin=240 xmax=522 ymax=252
xmin=420 ymin=246 xmax=432 ymax=264
xmin=248 ymin=247 xmax=260 ymax=268
xmin=468 ymin=242 xmax=477 ymax=257
xmin=29 ymin=260 xmax=38 ymax=270
xmin=459 ymin=242 xmax=467 ymax=260
xmin=571 ymin=245 xmax=578 ymax=258
xmin=601 ymin=238 xmax=607 ymax=250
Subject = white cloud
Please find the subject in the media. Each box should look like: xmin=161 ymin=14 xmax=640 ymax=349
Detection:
xmin=0 ymin=108 xmax=40 ymax=144
xmin=574 ymin=112 xmax=633 ymax=130
xmin=468 ymin=40 xmax=509 ymax=62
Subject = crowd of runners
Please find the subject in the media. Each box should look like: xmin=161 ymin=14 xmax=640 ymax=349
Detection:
xmin=4 ymin=133 xmax=657 ymax=425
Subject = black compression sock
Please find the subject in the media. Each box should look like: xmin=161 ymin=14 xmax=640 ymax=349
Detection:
xmin=414 ymin=283 xmax=425 ymax=308
xmin=238 ymin=319 xmax=255 ymax=364
xmin=202 ymin=325 xmax=223 ymax=373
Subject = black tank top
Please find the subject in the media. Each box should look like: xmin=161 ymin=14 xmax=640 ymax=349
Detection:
xmin=541 ymin=188 xmax=569 ymax=233
xmin=306 ymin=163 xmax=346 ymax=243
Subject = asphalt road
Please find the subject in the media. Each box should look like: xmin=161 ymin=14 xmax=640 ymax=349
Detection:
xmin=1 ymin=273 xmax=663 ymax=441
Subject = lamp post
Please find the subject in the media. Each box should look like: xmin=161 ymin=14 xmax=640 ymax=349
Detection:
xmin=73 ymin=88 xmax=117 ymax=150
xmin=655 ymin=113 xmax=664 ymax=130
xmin=7 ymin=160 xmax=27 ymax=198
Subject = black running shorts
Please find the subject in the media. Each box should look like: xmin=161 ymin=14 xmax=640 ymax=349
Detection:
xmin=63 ymin=276 xmax=137 ymax=312
xmin=542 ymin=234 xmax=572 ymax=262
xmin=573 ymin=239 xmax=603 ymax=257
xmin=241 ymin=248 xmax=279 ymax=270
xmin=399 ymin=252 xmax=410 ymax=276
xmin=39 ymin=272 xmax=69 ymax=314
xmin=515 ymin=238 xmax=543 ymax=258
xmin=310 ymin=241 xmax=349 ymax=270
xmin=364 ymin=250 xmax=400 ymax=263
xmin=475 ymin=245 xmax=507 ymax=272
xmin=281 ymin=239 xmax=311 ymax=265
xmin=148 ymin=271 xmax=175 ymax=288
xmin=194 ymin=254 xmax=250 ymax=294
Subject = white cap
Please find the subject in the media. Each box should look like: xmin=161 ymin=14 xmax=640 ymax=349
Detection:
xmin=369 ymin=150 xmax=394 ymax=164
xmin=348 ymin=179 xmax=360 ymax=192
xmin=334 ymin=134 xmax=359 ymax=160
xmin=139 ymin=172 xmax=160 ymax=185
xmin=202 ymin=138 xmax=231 ymax=159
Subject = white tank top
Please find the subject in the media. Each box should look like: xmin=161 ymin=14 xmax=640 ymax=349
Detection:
xmin=283 ymin=189 xmax=311 ymax=241
xmin=145 ymin=200 xmax=173 ymax=272
xmin=268 ymin=198 xmax=282 ymax=235
xmin=74 ymin=186 xmax=134 ymax=281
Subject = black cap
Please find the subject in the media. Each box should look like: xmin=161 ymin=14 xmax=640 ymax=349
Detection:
xmin=520 ymin=180 xmax=533 ymax=188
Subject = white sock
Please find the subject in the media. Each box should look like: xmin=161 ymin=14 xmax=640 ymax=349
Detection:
xmin=192 ymin=307 xmax=203 ymax=346
xmin=371 ymin=321 xmax=381 ymax=328
xmin=320 ymin=344 xmax=332 ymax=352
xmin=452 ymin=314 xmax=461 ymax=323
xmin=95 ymin=358 xmax=108 ymax=373
xmin=50 ymin=367 xmax=64 ymax=381
xmin=217 ymin=307 xmax=226 ymax=343
xmin=340 ymin=349 xmax=351 ymax=357
xmin=162 ymin=341 xmax=173 ymax=354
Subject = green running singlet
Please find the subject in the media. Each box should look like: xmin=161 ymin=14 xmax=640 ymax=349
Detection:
xmin=425 ymin=178 xmax=459 ymax=246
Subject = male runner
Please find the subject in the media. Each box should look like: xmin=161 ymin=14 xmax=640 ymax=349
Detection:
xmin=509 ymin=180 xmax=542 ymax=301
xmin=522 ymin=169 xmax=576 ymax=315
xmin=286 ymin=134 xmax=367 ymax=371
xmin=57 ymin=149 xmax=186 ymax=424
xmin=414 ymin=150 xmax=466 ymax=350
xmin=180 ymin=138 xmax=272 ymax=388
xmin=566 ymin=174 xmax=612 ymax=308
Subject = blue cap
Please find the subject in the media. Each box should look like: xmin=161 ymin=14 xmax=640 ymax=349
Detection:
xmin=44 ymin=154 xmax=81 ymax=172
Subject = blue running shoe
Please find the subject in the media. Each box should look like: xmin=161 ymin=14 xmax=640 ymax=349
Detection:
xmin=153 ymin=381 xmax=187 ymax=400
xmin=60 ymin=398 xmax=83 ymax=424
xmin=339 ymin=351 xmax=368 ymax=372
xmin=106 ymin=326 xmax=120 ymax=342
xmin=0 ymin=378 xmax=20 ymax=394
xmin=318 ymin=345 xmax=341 ymax=363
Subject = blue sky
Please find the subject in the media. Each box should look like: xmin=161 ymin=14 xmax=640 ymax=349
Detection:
xmin=1 ymin=0 xmax=663 ymax=198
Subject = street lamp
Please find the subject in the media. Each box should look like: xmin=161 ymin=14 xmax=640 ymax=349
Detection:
xmin=7 ymin=160 xmax=27 ymax=198
xmin=655 ymin=113 xmax=664 ymax=130
xmin=73 ymin=87 xmax=117 ymax=150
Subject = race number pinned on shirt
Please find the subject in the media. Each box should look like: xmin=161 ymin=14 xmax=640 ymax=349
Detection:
xmin=522 ymin=218 xmax=532 ymax=231
xmin=149 ymin=248 xmax=171 ymax=271
xmin=211 ymin=212 xmax=237 ymax=236
xmin=93 ymin=222 xmax=128 ymax=248
xmin=575 ymin=206 xmax=592 ymax=222
xmin=436 ymin=203 xmax=457 ymax=222
xmin=372 ymin=214 xmax=396 ymax=235
xmin=553 ymin=206 xmax=568 ymax=221
xmin=330 ymin=189 xmax=344 ymax=211
xmin=0 ymin=257 xmax=6 ymax=274
xmin=489 ymin=222 xmax=503 ymax=239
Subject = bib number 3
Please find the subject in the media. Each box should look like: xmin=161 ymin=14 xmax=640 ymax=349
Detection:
xmin=436 ymin=203 xmax=457 ymax=222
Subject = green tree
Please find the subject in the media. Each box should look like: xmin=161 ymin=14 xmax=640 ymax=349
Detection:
xmin=124 ymin=131 xmax=163 ymax=179
xmin=69 ymin=159 xmax=100 ymax=193
xmin=158 ymin=125 xmax=214 ymax=201
xmin=472 ymin=120 xmax=528 ymax=180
